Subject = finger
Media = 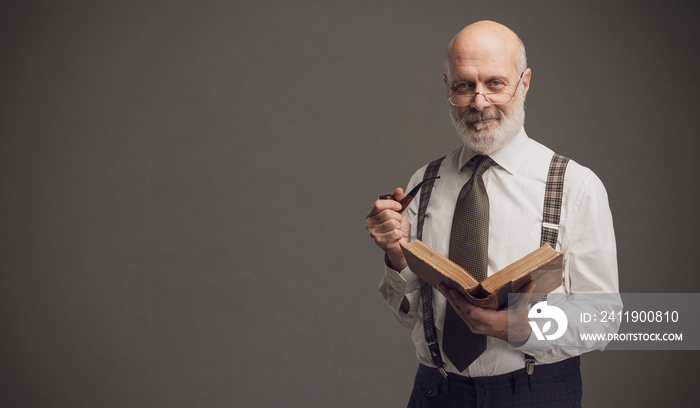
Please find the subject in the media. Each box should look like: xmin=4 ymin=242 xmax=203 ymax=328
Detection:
xmin=374 ymin=217 xmax=403 ymax=233
xmin=448 ymin=289 xmax=477 ymax=314
xmin=514 ymin=281 xmax=536 ymax=307
xmin=519 ymin=281 xmax=536 ymax=294
xmin=393 ymin=187 xmax=405 ymax=202
xmin=366 ymin=215 xmax=407 ymax=250
xmin=369 ymin=225 xmax=404 ymax=246
xmin=365 ymin=209 xmax=403 ymax=232
xmin=366 ymin=196 xmax=403 ymax=219
xmin=437 ymin=283 xmax=451 ymax=300
xmin=438 ymin=284 xmax=468 ymax=311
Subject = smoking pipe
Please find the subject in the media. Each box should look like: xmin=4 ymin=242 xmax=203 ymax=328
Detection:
xmin=378 ymin=176 xmax=440 ymax=213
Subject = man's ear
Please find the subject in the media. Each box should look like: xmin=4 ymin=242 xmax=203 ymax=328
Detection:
xmin=521 ymin=68 xmax=532 ymax=99
xmin=443 ymin=73 xmax=449 ymax=86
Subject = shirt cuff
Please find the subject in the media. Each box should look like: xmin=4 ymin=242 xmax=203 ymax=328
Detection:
xmin=514 ymin=330 xmax=552 ymax=354
xmin=382 ymin=262 xmax=421 ymax=296
xmin=378 ymin=259 xmax=422 ymax=321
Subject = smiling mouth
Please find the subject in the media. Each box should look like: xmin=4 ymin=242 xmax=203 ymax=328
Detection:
xmin=470 ymin=118 xmax=497 ymax=126
xmin=461 ymin=110 xmax=503 ymax=127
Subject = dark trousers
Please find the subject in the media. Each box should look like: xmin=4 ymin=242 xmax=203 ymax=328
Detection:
xmin=407 ymin=357 xmax=582 ymax=408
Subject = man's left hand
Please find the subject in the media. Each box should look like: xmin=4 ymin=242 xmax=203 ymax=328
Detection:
xmin=437 ymin=281 xmax=536 ymax=345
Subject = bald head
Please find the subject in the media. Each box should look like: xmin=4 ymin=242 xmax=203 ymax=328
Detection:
xmin=445 ymin=21 xmax=526 ymax=77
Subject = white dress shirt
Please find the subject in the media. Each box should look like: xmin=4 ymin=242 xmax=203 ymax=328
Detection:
xmin=378 ymin=127 xmax=619 ymax=377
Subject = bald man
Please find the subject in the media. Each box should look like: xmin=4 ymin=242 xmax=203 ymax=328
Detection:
xmin=366 ymin=21 xmax=618 ymax=407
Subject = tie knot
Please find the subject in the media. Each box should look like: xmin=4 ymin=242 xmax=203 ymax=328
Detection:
xmin=473 ymin=155 xmax=494 ymax=177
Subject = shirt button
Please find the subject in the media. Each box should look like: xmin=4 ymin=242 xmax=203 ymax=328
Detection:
xmin=475 ymin=379 xmax=484 ymax=388
xmin=426 ymin=386 xmax=433 ymax=395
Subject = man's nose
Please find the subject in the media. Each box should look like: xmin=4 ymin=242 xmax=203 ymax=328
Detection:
xmin=471 ymin=92 xmax=492 ymax=111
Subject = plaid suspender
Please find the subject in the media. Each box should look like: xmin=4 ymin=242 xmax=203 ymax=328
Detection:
xmin=415 ymin=156 xmax=446 ymax=375
xmin=416 ymin=152 xmax=569 ymax=375
xmin=540 ymin=153 xmax=569 ymax=248
xmin=525 ymin=153 xmax=570 ymax=373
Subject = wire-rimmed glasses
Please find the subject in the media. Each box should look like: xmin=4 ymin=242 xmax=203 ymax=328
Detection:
xmin=447 ymin=71 xmax=524 ymax=106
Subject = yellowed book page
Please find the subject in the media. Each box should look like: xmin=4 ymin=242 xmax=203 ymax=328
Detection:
xmin=480 ymin=244 xmax=563 ymax=294
xmin=400 ymin=240 xmax=479 ymax=291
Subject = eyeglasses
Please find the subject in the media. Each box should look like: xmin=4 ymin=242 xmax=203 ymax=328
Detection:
xmin=447 ymin=71 xmax=524 ymax=106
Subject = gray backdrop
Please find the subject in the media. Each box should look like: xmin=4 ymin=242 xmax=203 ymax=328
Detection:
xmin=2 ymin=0 xmax=699 ymax=407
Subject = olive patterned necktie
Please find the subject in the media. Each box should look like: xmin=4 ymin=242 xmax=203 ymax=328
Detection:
xmin=443 ymin=154 xmax=494 ymax=372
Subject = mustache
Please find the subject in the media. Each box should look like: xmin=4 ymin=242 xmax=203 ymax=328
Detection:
xmin=461 ymin=109 xmax=504 ymax=124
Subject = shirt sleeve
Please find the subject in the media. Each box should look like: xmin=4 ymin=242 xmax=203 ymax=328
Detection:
xmin=564 ymin=175 xmax=619 ymax=294
xmin=376 ymin=169 xmax=426 ymax=329
xmin=377 ymin=264 xmax=422 ymax=328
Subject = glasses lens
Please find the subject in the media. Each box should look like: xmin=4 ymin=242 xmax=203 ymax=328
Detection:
xmin=449 ymin=94 xmax=472 ymax=106
xmin=485 ymin=93 xmax=511 ymax=105
xmin=449 ymin=93 xmax=512 ymax=106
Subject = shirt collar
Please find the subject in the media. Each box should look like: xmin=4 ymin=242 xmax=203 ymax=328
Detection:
xmin=458 ymin=126 xmax=529 ymax=175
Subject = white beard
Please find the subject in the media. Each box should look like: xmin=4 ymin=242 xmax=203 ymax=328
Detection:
xmin=450 ymin=92 xmax=526 ymax=155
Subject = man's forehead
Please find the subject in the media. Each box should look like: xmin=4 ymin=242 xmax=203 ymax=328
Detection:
xmin=446 ymin=35 xmax=518 ymax=78
xmin=447 ymin=55 xmax=517 ymax=81
xmin=450 ymin=33 xmax=512 ymax=62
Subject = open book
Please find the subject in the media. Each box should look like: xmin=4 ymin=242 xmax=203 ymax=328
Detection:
xmin=400 ymin=240 xmax=564 ymax=309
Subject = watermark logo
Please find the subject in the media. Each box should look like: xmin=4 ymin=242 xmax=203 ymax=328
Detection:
xmin=528 ymin=301 xmax=568 ymax=341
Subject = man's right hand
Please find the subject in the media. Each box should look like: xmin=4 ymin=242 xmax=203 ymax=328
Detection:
xmin=365 ymin=187 xmax=410 ymax=271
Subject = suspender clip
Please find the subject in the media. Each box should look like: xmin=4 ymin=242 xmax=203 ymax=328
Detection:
xmin=427 ymin=340 xmax=448 ymax=378
xmin=525 ymin=358 xmax=536 ymax=375
xmin=542 ymin=222 xmax=559 ymax=231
